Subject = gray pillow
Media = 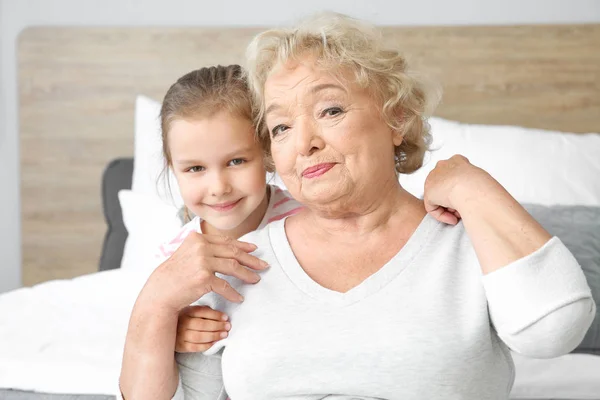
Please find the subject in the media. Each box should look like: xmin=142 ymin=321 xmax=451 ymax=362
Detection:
xmin=524 ymin=204 xmax=600 ymax=355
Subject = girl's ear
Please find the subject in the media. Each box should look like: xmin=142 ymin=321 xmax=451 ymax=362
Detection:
xmin=177 ymin=206 xmax=191 ymax=224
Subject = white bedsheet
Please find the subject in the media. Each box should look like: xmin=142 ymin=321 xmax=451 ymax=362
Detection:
xmin=0 ymin=269 xmax=599 ymax=398
xmin=0 ymin=269 xmax=149 ymax=395
xmin=511 ymin=353 xmax=600 ymax=399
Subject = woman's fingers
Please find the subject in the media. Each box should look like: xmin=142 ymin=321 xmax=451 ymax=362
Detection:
xmin=427 ymin=205 xmax=459 ymax=225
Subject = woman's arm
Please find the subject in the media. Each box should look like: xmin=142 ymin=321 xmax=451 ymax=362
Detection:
xmin=480 ymin=236 xmax=595 ymax=357
xmin=424 ymin=155 xmax=595 ymax=357
xmin=450 ymin=170 xmax=551 ymax=274
xmin=424 ymin=155 xmax=551 ymax=274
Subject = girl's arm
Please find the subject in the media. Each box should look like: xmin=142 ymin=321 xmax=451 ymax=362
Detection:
xmin=119 ymin=232 xmax=266 ymax=399
xmin=120 ymin=283 xmax=180 ymax=399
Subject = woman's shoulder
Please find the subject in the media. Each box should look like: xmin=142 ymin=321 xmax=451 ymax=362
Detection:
xmin=413 ymin=215 xmax=475 ymax=258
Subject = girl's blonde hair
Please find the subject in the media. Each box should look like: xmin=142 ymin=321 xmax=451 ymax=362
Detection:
xmin=245 ymin=12 xmax=440 ymax=174
xmin=160 ymin=65 xmax=270 ymax=169
xmin=159 ymin=65 xmax=269 ymax=222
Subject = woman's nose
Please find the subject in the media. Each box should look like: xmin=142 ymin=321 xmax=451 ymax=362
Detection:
xmin=295 ymin=117 xmax=324 ymax=156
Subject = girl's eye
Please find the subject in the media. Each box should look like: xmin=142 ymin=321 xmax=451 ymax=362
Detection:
xmin=271 ymin=124 xmax=289 ymax=137
xmin=321 ymin=107 xmax=344 ymax=118
xmin=187 ymin=166 xmax=205 ymax=173
xmin=228 ymin=158 xmax=246 ymax=166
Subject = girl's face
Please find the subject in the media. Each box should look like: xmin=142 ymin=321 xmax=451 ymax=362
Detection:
xmin=169 ymin=110 xmax=268 ymax=235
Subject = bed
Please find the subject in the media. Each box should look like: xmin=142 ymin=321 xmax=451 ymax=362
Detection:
xmin=2 ymin=23 xmax=599 ymax=399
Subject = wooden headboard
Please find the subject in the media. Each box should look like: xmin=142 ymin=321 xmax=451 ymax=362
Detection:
xmin=18 ymin=25 xmax=600 ymax=286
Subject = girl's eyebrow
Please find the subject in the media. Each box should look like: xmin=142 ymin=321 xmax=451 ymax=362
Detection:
xmin=223 ymin=145 xmax=255 ymax=159
xmin=173 ymin=159 xmax=204 ymax=165
xmin=173 ymin=146 xmax=255 ymax=165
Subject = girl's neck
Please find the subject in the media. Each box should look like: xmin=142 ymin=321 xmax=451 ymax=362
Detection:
xmin=201 ymin=186 xmax=271 ymax=239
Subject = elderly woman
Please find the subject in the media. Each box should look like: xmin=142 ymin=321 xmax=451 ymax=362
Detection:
xmin=120 ymin=13 xmax=595 ymax=400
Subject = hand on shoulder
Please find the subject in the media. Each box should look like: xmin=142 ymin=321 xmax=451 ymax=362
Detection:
xmin=423 ymin=155 xmax=503 ymax=225
xmin=141 ymin=232 xmax=268 ymax=316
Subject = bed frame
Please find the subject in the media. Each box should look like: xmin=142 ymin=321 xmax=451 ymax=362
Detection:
xmin=18 ymin=24 xmax=600 ymax=286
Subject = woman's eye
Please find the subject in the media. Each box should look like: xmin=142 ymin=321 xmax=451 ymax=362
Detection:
xmin=271 ymin=124 xmax=289 ymax=137
xmin=321 ymin=107 xmax=344 ymax=118
xmin=228 ymin=158 xmax=246 ymax=166
xmin=187 ymin=166 xmax=205 ymax=173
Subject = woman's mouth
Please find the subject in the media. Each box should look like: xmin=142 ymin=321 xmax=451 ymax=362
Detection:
xmin=207 ymin=198 xmax=242 ymax=212
xmin=302 ymin=163 xmax=336 ymax=179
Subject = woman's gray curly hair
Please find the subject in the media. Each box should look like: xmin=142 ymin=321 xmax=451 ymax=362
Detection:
xmin=244 ymin=12 xmax=440 ymax=174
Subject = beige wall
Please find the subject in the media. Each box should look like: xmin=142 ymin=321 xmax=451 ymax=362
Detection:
xmin=1 ymin=0 xmax=599 ymax=293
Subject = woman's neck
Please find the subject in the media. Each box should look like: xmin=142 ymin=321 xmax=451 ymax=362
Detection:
xmin=295 ymin=180 xmax=425 ymax=241
xmin=201 ymin=186 xmax=271 ymax=239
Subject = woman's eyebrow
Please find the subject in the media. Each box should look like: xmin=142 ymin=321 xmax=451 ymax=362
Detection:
xmin=266 ymin=83 xmax=347 ymax=116
xmin=310 ymin=83 xmax=347 ymax=95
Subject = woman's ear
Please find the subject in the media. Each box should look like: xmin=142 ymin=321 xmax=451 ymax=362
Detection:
xmin=392 ymin=129 xmax=404 ymax=147
xmin=392 ymin=108 xmax=404 ymax=146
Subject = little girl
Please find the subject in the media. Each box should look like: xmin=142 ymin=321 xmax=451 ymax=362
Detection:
xmin=157 ymin=65 xmax=302 ymax=353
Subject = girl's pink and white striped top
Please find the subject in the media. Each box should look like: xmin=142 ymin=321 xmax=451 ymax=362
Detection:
xmin=156 ymin=185 xmax=303 ymax=261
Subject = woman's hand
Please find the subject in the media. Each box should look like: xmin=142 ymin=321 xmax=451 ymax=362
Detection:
xmin=423 ymin=155 xmax=495 ymax=225
xmin=175 ymin=305 xmax=231 ymax=353
xmin=144 ymin=231 xmax=269 ymax=315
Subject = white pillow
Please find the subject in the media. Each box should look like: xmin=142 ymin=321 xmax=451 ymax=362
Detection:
xmin=133 ymin=95 xmax=184 ymax=208
xmin=400 ymin=117 xmax=600 ymax=206
xmin=118 ymin=190 xmax=183 ymax=272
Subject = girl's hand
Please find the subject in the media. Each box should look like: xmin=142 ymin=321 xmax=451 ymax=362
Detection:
xmin=146 ymin=232 xmax=268 ymax=314
xmin=175 ymin=305 xmax=231 ymax=353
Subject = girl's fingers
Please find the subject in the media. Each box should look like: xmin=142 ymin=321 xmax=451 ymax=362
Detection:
xmin=212 ymin=258 xmax=261 ymax=285
xmin=176 ymin=341 xmax=218 ymax=354
xmin=184 ymin=305 xmax=229 ymax=321
xmin=210 ymin=242 xmax=268 ymax=271
xmin=181 ymin=318 xmax=231 ymax=333
xmin=206 ymin=276 xmax=245 ymax=303
xmin=180 ymin=329 xmax=228 ymax=344
xmin=204 ymin=235 xmax=258 ymax=254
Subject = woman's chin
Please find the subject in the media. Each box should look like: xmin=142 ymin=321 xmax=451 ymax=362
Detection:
xmin=299 ymin=186 xmax=347 ymax=208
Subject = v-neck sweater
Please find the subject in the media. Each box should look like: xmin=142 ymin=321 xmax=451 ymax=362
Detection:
xmin=174 ymin=215 xmax=595 ymax=400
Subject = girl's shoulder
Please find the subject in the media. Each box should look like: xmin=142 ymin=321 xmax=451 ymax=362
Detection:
xmin=265 ymin=185 xmax=304 ymax=224
xmin=154 ymin=216 xmax=201 ymax=261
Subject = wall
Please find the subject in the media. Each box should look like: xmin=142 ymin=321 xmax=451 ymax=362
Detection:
xmin=1 ymin=0 xmax=599 ymax=293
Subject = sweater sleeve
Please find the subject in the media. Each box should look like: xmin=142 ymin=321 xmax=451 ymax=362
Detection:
xmin=173 ymin=350 xmax=228 ymax=400
xmin=482 ymin=236 xmax=596 ymax=358
xmin=172 ymin=289 xmax=232 ymax=400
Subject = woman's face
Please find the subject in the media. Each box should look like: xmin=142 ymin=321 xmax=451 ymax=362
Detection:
xmin=263 ymin=58 xmax=403 ymax=212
